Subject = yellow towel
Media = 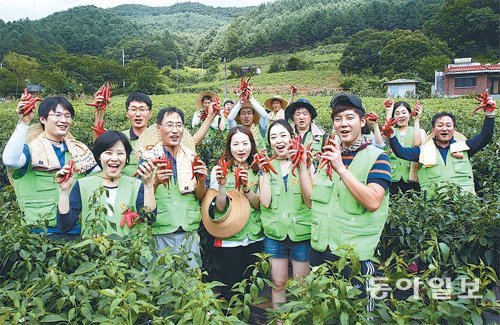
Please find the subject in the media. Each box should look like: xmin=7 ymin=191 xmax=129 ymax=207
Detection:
xmin=29 ymin=133 xmax=96 ymax=173
xmin=144 ymin=142 xmax=198 ymax=194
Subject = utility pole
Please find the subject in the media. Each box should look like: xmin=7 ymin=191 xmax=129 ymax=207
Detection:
xmin=224 ymin=57 xmax=227 ymax=99
xmin=122 ymin=49 xmax=125 ymax=88
xmin=176 ymin=57 xmax=179 ymax=87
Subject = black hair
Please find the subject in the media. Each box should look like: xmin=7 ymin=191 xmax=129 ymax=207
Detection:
xmin=392 ymin=101 xmax=411 ymax=118
xmin=93 ymin=131 xmax=132 ymax=168
xmin=267 ymin=119 xmax=294 ymax=144
xmin=157 ymin=107 xmax=185 ymax=125
xmin=431 ymin=112 xmax=457 ymax=128
xmin=331 ymin=103 xmax=370 ymax=134
xmin=202 ymin=95 xmax=212 ymax=102
xmin=38 ymin=97 xmax=75 ymax=129
xmin=126 ymin=92 xmax=152 ymax=111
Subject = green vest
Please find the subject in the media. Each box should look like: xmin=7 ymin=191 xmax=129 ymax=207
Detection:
xmin=12 ymin=149 xmax=84 ymax=227
xmin=302 ymin=130 xmax=323 ymax=154
xmin=121 ymin=129 xmax=138 ymax=177
xmin=260 ymin=160 xmax=312 ymax=241
xmin=153 ymin=181 xmax=201 ymax=235
xmin=417 ymin=146 xmax=475 ymax=198
xmin=79 ymin=175 xmax=142 ymax=237
xmin=310 ymin=146 xmax=389 ymax=260
xmin=215 ymin=169 xmax=262 ymax=241
xmin=389 ymin=127 xmax=414 ymax=182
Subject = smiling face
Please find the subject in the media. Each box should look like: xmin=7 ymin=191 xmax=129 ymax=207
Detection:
xmin=230 ymin=131 xmax=252 ymax=163
xmin=271 ymin=99 xmax=283 ymax=112
xmin=239 ymin=107 xmax=255 ymax=127
xmin=100 ymin=141 xmax=127 ymax=179
xmin=126 ymin=100 xmax=152 ymax=130
xmin=394 ymin=105 xmax=410 ymax=127
xmin=293 ymin=107 xmax=312 ymax=132
xmin=269 ymin=124 xmax=291 ymax=159
xmin=333 ymin=108 xmax=366 ymax=147
xmin=433 ymin=116 xmax=455 ymax=145
xmin=158 ymin=112 xmax=184 ymax=148
xmin=40 ymin=104 xmax=72 ymax=140
xmin=202 ymin=96 xmax=212 ymax=110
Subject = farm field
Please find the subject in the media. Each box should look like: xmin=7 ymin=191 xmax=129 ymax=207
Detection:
xmin=0 ymin=92 xmax=498 ymax=323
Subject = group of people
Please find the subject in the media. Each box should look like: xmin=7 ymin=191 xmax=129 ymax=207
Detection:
xmin=2 ymin=87 xmax=495 ymax=307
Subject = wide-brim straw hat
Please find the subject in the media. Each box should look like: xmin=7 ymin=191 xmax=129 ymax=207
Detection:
xmin=201 ymin=188 xmax=250 ymax=238
xmin=195 ymin=91 xmax=217 ymax=109
xmin=134 ymin=123 xmax=195 ymax=161
xmin=264 ymin=95 xmax=288 ymax=111
xmin=7 ymin=123 xmax=75 ymax=185
xmin=235 ymin=100 xmax=260 ymax=125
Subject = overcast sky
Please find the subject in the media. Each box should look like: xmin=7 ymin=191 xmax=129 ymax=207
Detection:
xmin=1 ymin=0 xmax=271 ymax=22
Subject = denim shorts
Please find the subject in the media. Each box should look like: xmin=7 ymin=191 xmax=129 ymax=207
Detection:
xmin=264 ymin=236 xmax=310 ymax=262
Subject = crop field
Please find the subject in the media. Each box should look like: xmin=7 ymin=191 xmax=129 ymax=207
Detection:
xmin=0 ymin=93 xmax=498 ymax=323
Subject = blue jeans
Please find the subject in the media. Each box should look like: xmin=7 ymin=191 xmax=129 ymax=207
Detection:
xmin=264 ymin=236 xmax=310 ymax=262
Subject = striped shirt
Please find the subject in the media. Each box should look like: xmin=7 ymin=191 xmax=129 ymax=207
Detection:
xmin=342 ymin=149 xmax=392 ymax=190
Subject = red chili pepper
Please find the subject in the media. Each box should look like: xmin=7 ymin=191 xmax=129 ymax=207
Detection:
xmin=236 ymin=76 xmax=253 ymax=103
xmin=251 ymin=150 xmax=278 ymax=174
xmin=91 ymin=121 xmax=106 ymax=136
xmin=86 ymin=81 xmax=111 ymax=112
xmin=191 ymin=154 xmax=206 ymax=183
xmin=383 ymin=98 xmax=394 ymax=108
xmin=317 ymin=135 xmax=337 ymax=181
xmin=472 ymin=90 xmax=496 ymax=116
xmin=234 ymin=165 xmax=248 ymax=192
xmin=366 ymin=111 xmax=379 ymax=122
xmin=57 ymin=160 xmax=76 ymax=183
xmin=120 ymin=208 xmax=141 ymax=228
xmin=289 ymin=83 xmax=298 ymax=94
xmin=216 ymin=155 xmax=232 ymax=184
xmin=381 ymin=117 xmax=402 ymax=137
xmin=411 ymin=102 xmax=422 ymax=117
xmin=18 ymin=88 xmax=42 ymax=116
xmin=133 ymin=154 xmax=172 ymax=187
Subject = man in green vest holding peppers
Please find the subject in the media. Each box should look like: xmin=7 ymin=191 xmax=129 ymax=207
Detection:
xmin=299 ymin=94 xmax=391 ymax=279
xmin=388 ymin=108 xmax=495 ymax=199
xmin=3 ymin=97 xmax=97 ymax=239
xmin=285 ymin=98 xmax=326 ymax=154
xmin=121 ymin=92 xmax=153 ymax=176
xmin=139 ymin=107 xmax=208 ymax=268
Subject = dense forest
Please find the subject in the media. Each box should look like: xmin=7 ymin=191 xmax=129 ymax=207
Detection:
xmin=0 ymin=0 xmax=498 ymax=97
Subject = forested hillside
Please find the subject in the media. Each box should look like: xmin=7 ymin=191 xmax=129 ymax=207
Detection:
xmin=0 ymin=0 xmax=497 ymax=97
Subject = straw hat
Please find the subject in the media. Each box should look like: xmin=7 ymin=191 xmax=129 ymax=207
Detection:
xmin=195 ymin=91 xmax=217 ymax=109
xmin=235 ymin=100 xmax=260 ymax=125
xmin=134 ymin=123 xmax=195 ymax=161
xmin=7 ymin=123 xmax=75 ymax=185
xmin=201 ymin=188 xmax=251 ymax=238
xmin=264 ymin=96 xmax=288 ymax=111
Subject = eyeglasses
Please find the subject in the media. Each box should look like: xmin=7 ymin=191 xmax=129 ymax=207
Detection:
xmin=128 ymin=107 xmax=150 ymax=113
xmin=48 ymin=113 xmax=73 ymax=121
xmin=162 ymin=123 xmax=184 ymax=131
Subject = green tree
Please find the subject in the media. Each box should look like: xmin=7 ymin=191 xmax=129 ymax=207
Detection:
xmin=379 ymin=30 xmax=452 ymax=80
xmin=339 ymin=29 xmax=392 ymax=74
xmin=424 ymin=0 xmax=499 ymax=60
xmin=125 ymin=59 xmax=163 ymax=94
xmin=3 ymin=52 xmax=40 ymax=95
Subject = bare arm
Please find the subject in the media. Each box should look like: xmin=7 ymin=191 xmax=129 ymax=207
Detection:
xmin=323 ymin=143 xmax=385 ymax=212
xmin=412 ymin=102 xmax=423 ymax=147
xmin=192 ymin=112 xmax=216 ymax=146
xmin=259 ymin=171 xmax=271 ymax=208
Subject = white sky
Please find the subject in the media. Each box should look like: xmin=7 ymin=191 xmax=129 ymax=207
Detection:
xmin=1 ymin=0 xmax=271 ymax=22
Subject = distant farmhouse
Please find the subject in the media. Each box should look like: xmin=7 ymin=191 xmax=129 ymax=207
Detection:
xmin=433 ymin=58 xmax=500 ymax=98
xmin=384 ymin=79 xmax=419 ymax=98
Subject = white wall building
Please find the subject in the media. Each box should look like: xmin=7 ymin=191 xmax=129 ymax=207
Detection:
xmin=384 ymin=79 xmax=419 ymax=98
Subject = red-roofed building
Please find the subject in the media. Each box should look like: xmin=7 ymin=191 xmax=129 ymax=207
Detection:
xmin=434 ymin=58 xmax=500 ymax=97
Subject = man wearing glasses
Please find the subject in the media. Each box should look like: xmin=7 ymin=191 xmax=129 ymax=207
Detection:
xmin=2 ymin=97 xmax=97 ymax=240
xmin=139 ymin=107 xmax=208 ymax=268
xmin=122 ymin=92 xmax=153 ymax=176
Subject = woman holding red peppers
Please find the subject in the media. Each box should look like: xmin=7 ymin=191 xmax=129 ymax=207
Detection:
xmin=258 ymin=119 xmax=313 ymax=310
